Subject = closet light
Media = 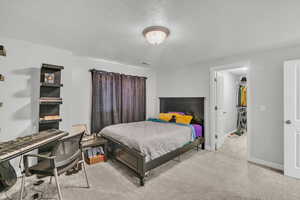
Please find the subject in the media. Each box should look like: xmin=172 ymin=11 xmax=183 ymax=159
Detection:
xmin=143 ymin=26 xmax=170 ymax=45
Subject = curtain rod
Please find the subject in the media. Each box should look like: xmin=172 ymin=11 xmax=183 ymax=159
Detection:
xmin=89 ymin=68 xmax=106 ymax=72
xmin=89 ymin=68 xmax=147 ymax=79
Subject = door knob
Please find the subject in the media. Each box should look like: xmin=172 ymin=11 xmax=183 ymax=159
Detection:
xmin=285 ymin=120 xmax=292 ymax=124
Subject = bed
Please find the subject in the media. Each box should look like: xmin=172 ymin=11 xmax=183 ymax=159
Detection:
xmin=100 ymin=97 xmax=205 ymax=186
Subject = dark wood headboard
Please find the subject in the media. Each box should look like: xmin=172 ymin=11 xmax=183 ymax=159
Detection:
xmin=159 ymin=97 xmax=205 ymax=124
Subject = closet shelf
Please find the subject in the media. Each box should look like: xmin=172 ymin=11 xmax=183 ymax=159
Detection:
xmin=42 ymin=64 xmax=64 ymax=70
xmin=40 ymin=101 xmax=63 ymax=105
xmin=39 ymin=119 xmax=62 ymax=124
xmin=40 ymin=83 xmax=63 ymax=87
xmin=40 ymin=97 xmax=63 ymax=105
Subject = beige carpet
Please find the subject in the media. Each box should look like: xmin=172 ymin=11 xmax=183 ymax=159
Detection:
xmin=2 ymin=134 xmax=300 ymax=200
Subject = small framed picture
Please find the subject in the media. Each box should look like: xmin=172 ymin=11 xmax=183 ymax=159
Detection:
xmin=44 ymin=73 xmax=55 ymax=84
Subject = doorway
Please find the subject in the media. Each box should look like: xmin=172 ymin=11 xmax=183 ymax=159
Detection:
xmin=210 ymin=61 xmax=250 ymax=160
xmin=284 ymin=60 xmax=300 ymax=179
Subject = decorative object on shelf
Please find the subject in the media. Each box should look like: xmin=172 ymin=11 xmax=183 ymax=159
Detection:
xmin=143 ymin=26 xmax=170 ymax=45
xmin=44 ymin=72 xmax=55 ymax=84
xmin=0 ymin=45 xmax=6 ymax=56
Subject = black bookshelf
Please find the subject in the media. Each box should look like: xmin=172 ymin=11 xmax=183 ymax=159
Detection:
xmin=39 ymin=63 xmax=64 ymax=132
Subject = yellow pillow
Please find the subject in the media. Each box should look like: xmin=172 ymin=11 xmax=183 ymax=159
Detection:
xmin=176 ymin=115 xmax=193 ymax=124
xmin=159 ymin=113 xmax=174 ymax=121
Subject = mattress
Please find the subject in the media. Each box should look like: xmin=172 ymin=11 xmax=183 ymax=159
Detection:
xmin=100 ymin=121 xmax=195 ymax=162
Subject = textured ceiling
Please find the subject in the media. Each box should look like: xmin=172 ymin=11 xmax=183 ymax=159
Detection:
xmin=1 ymin=0 xmax=300 ymax=68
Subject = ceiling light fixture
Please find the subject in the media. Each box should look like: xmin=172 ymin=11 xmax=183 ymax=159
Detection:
xmin=143 ymin=26 xmax=170 ymax=45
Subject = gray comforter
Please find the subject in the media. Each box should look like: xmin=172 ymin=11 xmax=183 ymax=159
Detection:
xmin=100 ymin=121 xmax=193 ymax=162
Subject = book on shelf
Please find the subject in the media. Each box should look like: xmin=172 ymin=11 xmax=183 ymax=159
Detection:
xmin=87 ymin=147 xmax=104 ymax=158
xmin=40 ymin=97 xmax=62 ymax=102
xmin=40 ymin=115 xmax=62 ymax=121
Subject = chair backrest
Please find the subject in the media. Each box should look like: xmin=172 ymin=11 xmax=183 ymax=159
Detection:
xmin=52 ymin=129 xmax=84 ymax=168
xmin=71 ymin=124 xmax=90 ymax=136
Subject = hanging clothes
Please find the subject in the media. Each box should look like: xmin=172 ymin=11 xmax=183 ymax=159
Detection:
xmin=236 ymin=107 xmax=247 ymax=135
xmin=241 ymin=86 xmax=247 ymax=106
xmin=238 ymin=86 xmax=242 ymax=106
xmin=236 ymin=76 xmax=247 ymax=135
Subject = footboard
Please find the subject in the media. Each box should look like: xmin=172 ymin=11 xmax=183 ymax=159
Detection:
xmin=103 ymin=135 xmax=204 ymax=186
xmin=102 ymin=135 xmax=146 ymax=185
xmin=145 ymin=137 xmax=204 ymax=171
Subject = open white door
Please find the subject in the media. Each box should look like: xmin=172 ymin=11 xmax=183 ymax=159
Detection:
xmin=284 ymin=60 xmax=300 ymax=179
xmin=216 ymin=72 xmax=225 ymax=149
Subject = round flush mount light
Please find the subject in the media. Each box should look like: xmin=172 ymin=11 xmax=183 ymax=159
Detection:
xmin=143 ymin=26 xmax=170 ymax=45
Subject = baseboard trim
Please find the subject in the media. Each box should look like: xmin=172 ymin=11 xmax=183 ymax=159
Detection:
xmin=248 ymin=156 xmax=283 ymax=171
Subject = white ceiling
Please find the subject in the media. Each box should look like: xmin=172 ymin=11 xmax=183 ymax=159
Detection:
xmin=1 ymin=0 xmax=300 ymax=68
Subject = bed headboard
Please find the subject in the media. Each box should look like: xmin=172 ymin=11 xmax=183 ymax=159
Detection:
xmin=159 ymin=97 xmax=205 ymax=124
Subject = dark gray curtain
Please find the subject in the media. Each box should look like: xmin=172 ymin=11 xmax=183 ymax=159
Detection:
xmin=121 ymin=75 xmax=146 ymax=123
xmin=91 ymin=71 xmax=122 ymax=133
xmin=91 ymin=70 xmax=146 ymax=133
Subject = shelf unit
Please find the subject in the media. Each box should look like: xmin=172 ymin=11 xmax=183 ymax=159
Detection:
xmin=40 ymin=82 xmax=63 ymax=87
xmin=40 ymin=101 xmax=63 ymax=105
xmin=39 ymin=119 xmax=63 ymax=124
xmin=39 ymin=63 xmax=64 ymax=132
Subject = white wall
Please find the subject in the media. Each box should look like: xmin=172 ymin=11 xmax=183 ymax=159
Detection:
xmin=0 ymin=37 xmax=157 ymax=173
xmin=71 ymin=56 xmax=157 ymax=132
xmin=219 ymin=71 xmax=239 ymax=136
xmin=157 ymin=45 xmax=300 ymax=167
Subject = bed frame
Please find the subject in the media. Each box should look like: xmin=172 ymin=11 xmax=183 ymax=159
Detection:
xmin=102 ymin=97 xmax=205 ymax=186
